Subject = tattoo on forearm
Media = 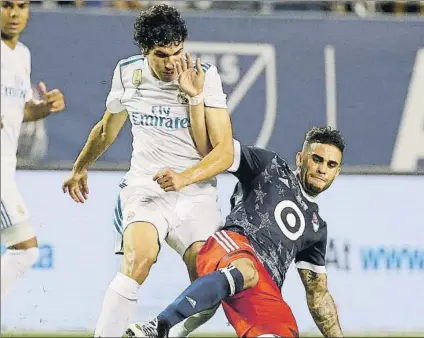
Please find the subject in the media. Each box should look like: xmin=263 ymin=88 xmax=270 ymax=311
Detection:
xmin=307 ymin=270 xmax=319 ymax=283
xmin=309 ymin=289 xmax=343 ymax=337
xmin=299 ymin=270 xmax=343 ymax=338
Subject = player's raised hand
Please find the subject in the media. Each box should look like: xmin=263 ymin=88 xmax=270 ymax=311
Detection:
xmin=175 ymin=53 xmax=205 ymax=98
xmin=153 ymin=169 xmax=190 ymax=192
xmin=39 ymin=81 xmax=66 ymax=113
xmin=62 ymin=169 xmax=89 ymax=203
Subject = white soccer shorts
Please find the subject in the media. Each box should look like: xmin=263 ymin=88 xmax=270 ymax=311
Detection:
xmin=113 ymin=183 xmax=223 ymax=257
xmin=1 ymin=177 xmax=30 ymax=229
xmin=1 ymin=176 xmax=35 ymax=246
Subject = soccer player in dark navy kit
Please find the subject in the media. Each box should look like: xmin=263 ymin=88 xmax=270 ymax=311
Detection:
xmin=127 ymin=63 xmax=345 ymax=338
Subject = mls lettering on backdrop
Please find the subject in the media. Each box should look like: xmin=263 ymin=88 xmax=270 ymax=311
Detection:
xmin=185 ymin=42 xmax=277 ymax=148
xmin=22 ymin=11 xmax=424 ymax=173
xmin=392 ymin=48 xmax=424 ymax=172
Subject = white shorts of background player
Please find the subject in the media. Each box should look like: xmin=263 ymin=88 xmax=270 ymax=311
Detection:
xmin=1 ymin=176 xmax=36 ymax=247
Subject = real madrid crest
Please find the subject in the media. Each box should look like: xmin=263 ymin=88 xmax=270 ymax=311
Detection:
xmin=132 ymin=69 xmax=142 ymax=87
xmin=177 ymin=87 xmax=189 ymax=105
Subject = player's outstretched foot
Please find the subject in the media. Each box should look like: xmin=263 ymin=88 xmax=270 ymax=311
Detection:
xmin=126 ymin=317 xmax=170 ymax=338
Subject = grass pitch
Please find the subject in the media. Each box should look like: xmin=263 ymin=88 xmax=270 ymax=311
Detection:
xmin=2 ymin=331 xmax=424 ymax=337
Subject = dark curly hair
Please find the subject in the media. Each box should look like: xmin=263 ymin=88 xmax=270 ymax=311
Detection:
xmin=304 ymin=126 xmax=346 ymax=153
xmin=133 ymin=4 xmax=188 ymax=53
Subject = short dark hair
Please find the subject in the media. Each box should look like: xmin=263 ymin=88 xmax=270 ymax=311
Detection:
xmin=133 ymin=4 xmax=188 ymax=53
xmin=304 ymin=126 xmax=346 ymax=153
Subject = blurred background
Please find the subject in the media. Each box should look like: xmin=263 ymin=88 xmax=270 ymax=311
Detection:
xmin=2 ymin=0 xmax=424 ymax=337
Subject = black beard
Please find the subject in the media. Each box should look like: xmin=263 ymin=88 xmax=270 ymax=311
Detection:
xmin=299 ymin=166 xmax=321 ymax=197
xmin=304 ymin=180 xmax=321 ymax=197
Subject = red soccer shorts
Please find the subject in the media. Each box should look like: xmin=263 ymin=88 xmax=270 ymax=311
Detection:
xmin=196 ymin=230 xmax=299 ymax=338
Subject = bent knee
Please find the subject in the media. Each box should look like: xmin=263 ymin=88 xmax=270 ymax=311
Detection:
xmin=122 ymin=222 xmax=160 ymax=283
xmin=184 ymin=241 xmax=205 ymax=281
xmin=231 ymin=257 xmax=259 ymax=290
xmin=184 ymin=241 xmax=204 ymax=264
xmin=122 ymin=247 xmax=158 ymax=284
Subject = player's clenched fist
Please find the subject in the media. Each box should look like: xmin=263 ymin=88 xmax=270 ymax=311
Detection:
xmin=62 ymin=170 xmax=89 ymax=203
xmin=153 ymin=169 xmax=190 ymax=192
xmin=39 ymin=81 xmax=65 ymax=113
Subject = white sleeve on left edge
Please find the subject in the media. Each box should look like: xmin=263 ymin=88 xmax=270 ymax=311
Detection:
xmin=203 ymin=65 xmax=227 ymax=109
xmin=105 ymin=62 xmax=126 ymax=114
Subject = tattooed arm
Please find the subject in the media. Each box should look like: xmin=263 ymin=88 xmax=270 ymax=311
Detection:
xmin=298 ymin=269 xmax=343 ymax=337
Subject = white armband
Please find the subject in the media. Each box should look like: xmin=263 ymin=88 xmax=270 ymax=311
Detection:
xmin=188 ymin=92 xmax=204 ymax=106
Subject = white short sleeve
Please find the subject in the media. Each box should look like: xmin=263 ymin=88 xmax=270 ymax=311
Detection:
xmin=203 ymin=65 xmax=227 ymax=109
xmin=228 ymin=139 xmax=241 ymax=172
xmin=24 ymin=48 xmax=33 ymax=103
xmin=105 ymin=62 xmax=125 ymax=114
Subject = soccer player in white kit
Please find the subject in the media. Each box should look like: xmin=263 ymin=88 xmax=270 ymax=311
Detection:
xmin=1 ymin=0 xmax=65 ymax=299
xmin=61 ymin=4 xmax=234 ymax=337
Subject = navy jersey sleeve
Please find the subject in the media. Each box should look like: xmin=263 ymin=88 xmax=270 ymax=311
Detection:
xmin=295 ymin=229 xmax=327 ymax=274
xmin=228 ymin=139 xmax=275 ymax=185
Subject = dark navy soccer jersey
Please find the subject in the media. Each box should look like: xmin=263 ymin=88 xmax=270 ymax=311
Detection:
xmin=222 ymin=141 xmax=328 ymax=289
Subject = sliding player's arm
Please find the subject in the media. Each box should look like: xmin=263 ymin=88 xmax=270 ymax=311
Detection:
xmin=182 ymin=58 xmax=211 ymax=157
xmin=298 ymin=270 xmax=343 ymax=338
xmin=188 ymin=98 xmax=212 ymax=157
xmin=62 ymin=61 xmax=127 ymax=203
xmin=182 ymin=62 xmax=234 ymax=183
xmin=296 ymin=231 xmax=343 ymax=337
xmin=155 ymin=58 xmax=233 ymax=191
xmin=180 ymin=104 xmax=233 ymax=185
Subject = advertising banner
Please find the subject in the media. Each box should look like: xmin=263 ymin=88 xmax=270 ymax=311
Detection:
xmin=1 ymin=171 xmax=423 ymax=333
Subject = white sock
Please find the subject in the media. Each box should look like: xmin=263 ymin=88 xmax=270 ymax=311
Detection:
xmin=1 ymin=248 xmax=39 ymax=299
xmin=94 ymin=272 xmax=140 ymax=337
xmin=169 ymin=304 xmax=220 ymax=337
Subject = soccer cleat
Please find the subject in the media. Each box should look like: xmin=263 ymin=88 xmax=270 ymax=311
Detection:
xmin=126 ymin=317 xmax=170 ymax=338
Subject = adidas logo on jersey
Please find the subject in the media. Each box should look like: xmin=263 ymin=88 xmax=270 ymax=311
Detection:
xmin=185 ymin=296 xmax=197 ymax=308
xmin=132 ymin=89 xmax=143 ymax=98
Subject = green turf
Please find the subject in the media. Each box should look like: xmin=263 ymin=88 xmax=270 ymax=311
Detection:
xmin=2 ymin=332 xmax=424 ymax=338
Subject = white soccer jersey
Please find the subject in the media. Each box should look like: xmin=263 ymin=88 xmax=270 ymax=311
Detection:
xmin=106 ymin=55 xmax=227 ymax=187
xmin=1 ymin=40 xmax=33 ymax=176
